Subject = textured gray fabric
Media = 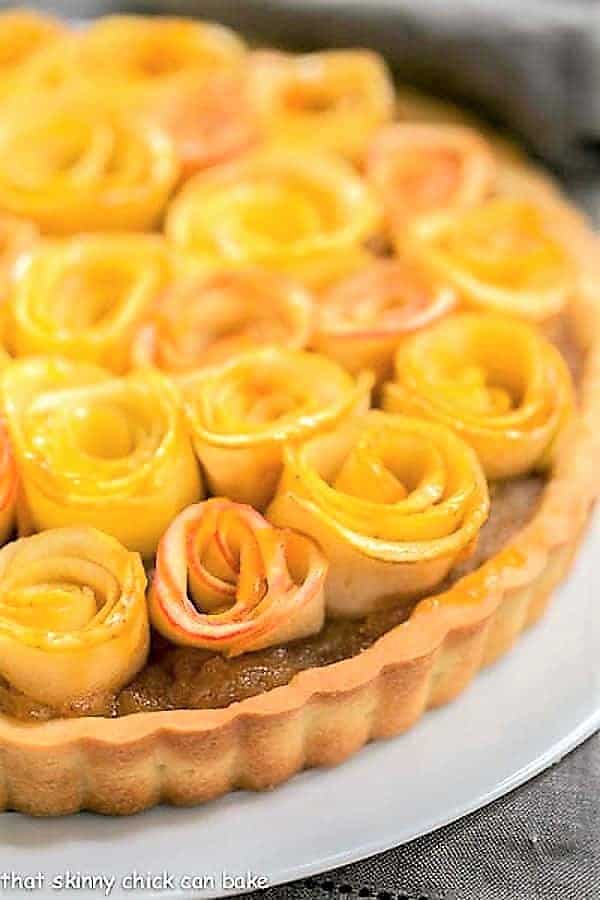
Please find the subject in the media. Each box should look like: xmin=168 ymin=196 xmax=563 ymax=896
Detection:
xmin=242 ymin=731 xmax=600 ymax=900
xmin=17 ymin=0 xmax=600 ymax=172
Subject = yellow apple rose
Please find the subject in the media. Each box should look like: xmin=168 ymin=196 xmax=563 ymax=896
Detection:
xmin=8 ymin=233 xmax=172 ymax=372
xmin=0 ymin=527 xmax=148 ymax=708
xmin=249 ymin=49 xmax=394 ymax=162
xmin=405 ymin=198 xmax=572 ymax=321
xmin=383 ymin=312 xmax=574 ymax=478
xmin=3 ymin=358 xmax=202 ymax=556
xmin=267 ymin=410 xmax=489 ymax=617
xmin=0 ymin=96 xmax=179 ymax=233
xmin=181 ymin=347 xmax=372 ymax=510
xmin=165 ymin=150 xmax=382 ymax=288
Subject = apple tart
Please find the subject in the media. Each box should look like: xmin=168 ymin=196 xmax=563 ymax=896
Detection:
xmin=0 ymin=12 xmax=597 ymax=819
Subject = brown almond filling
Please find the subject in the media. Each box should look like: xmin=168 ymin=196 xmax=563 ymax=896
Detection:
xmin=0 ymin=311 xmax=584 ymax=722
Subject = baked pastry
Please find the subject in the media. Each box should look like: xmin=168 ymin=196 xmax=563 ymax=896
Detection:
xmin=0 ymin=12 xmax=597 ymax=819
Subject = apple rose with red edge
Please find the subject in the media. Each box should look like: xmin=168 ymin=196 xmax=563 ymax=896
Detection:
xmin=149 ymin=498 xmax=328 ymax=656
xmin=132 ymin=268 xmax=313 ymax=373
xmin=367 ymin=123 xmax=496 ymax=234
xmin=314 ymin=258 xmax=456 ymax=384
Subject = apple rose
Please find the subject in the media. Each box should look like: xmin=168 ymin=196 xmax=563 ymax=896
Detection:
xmin=181 ymin=347 xmax=372 ymax=510
xmin=140 ymin=74 xmax=257 ymax=180
xmin=149 ymin=498 xmax=327 ymax=656
xmin=3 ymin=358 xmax=202 ymax=556
xmin=267 ymin=410 xmax=489 ymax=618
xmin=165 ymin=150 xmax=382 ymax=288
xmin=132 ymin=268 xmax=313 ymax=373
xmin=8 ymin=234 xmax=172 ymax=372
xmin=367 ymin=123 xmax=496 ymax=234
xmin=0 ymin=527 xmax=148 ymax=708
xmin=406 ymin=198 xmax=572 ymax=321
xmin=313 ymin=259 xmax=456 ymax=384
xmin=77 ymin=14 xmax=246 ymax=102
xmin=0 ymin=9 xmax=66 ymax=98
xmin=249 ymin=49 xmax=394 ymax=162
xmin=382 ymin=312 xmax=574 ymax=479
xmin=0 ymin=97 xmax=179 ymax=234
xmin=0 ymin=212 xmax=38 ymax=303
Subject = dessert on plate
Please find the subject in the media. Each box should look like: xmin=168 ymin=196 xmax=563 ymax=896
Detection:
xmin=0 ymin=9 xmax=597 ymax=816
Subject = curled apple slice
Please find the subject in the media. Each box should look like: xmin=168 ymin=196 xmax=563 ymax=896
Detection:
xmin=267 ymin=410 xmax=489 ymax=618
xmin=0 ymin=420 xmax=17 ymax=545
xmin=9 ymin=233 xmax=171 ymax=372
xmin=132 ymin=268 xmax=313 ymax=373
xmin=383 ymin=312 xmax=574 ymax=479
xmin=249 ymin=49 xmax=394 ymax=162
xmin=367 ymin=123 xmax=496 ymax=236
xmin=165 ymin=150 xmax=382 ymax=288
xmin=0 ymin=212 xmax=38 ymax=304
xmin=3 ymin=358 xmax=202 ymax=556
xmin=406 ymin=198 xmax=572 ymax=321
xmin=0 ymin=9 xmax=66 ymax=100
xmin=314 ymin=259 xmax=455 ymax=383
xmin=150 ymin=498 xmax=327 ymax=656
xmin=0 ymin=527 xmax=148 ymax=708
xmin=367 ymin=123 xmax=496 ymax=233
xmin=0 ymin=96 xmax=179 ymax=234
xmin=142 ymin=73 xmax=257 ymax=179
xmin=77 ymin=14 xmax=246 ymax=102
xmin=180 ymin=346 xmax=372 ymax=510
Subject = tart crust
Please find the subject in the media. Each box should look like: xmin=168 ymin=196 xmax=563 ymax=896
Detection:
xmin=1 ymin=112 xmax=600 ymax=816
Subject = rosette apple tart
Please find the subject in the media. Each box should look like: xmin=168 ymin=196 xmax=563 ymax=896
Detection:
xmin=0 ymin=11 xmax=597 ymax=818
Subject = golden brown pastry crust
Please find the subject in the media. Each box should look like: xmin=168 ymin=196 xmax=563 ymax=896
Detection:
xmin=1 ymin=110 xmax=599 ymax=817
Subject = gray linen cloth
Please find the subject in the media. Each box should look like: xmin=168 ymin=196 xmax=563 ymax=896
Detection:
xmin=241 ymin=732 xmax=600 ymax=900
